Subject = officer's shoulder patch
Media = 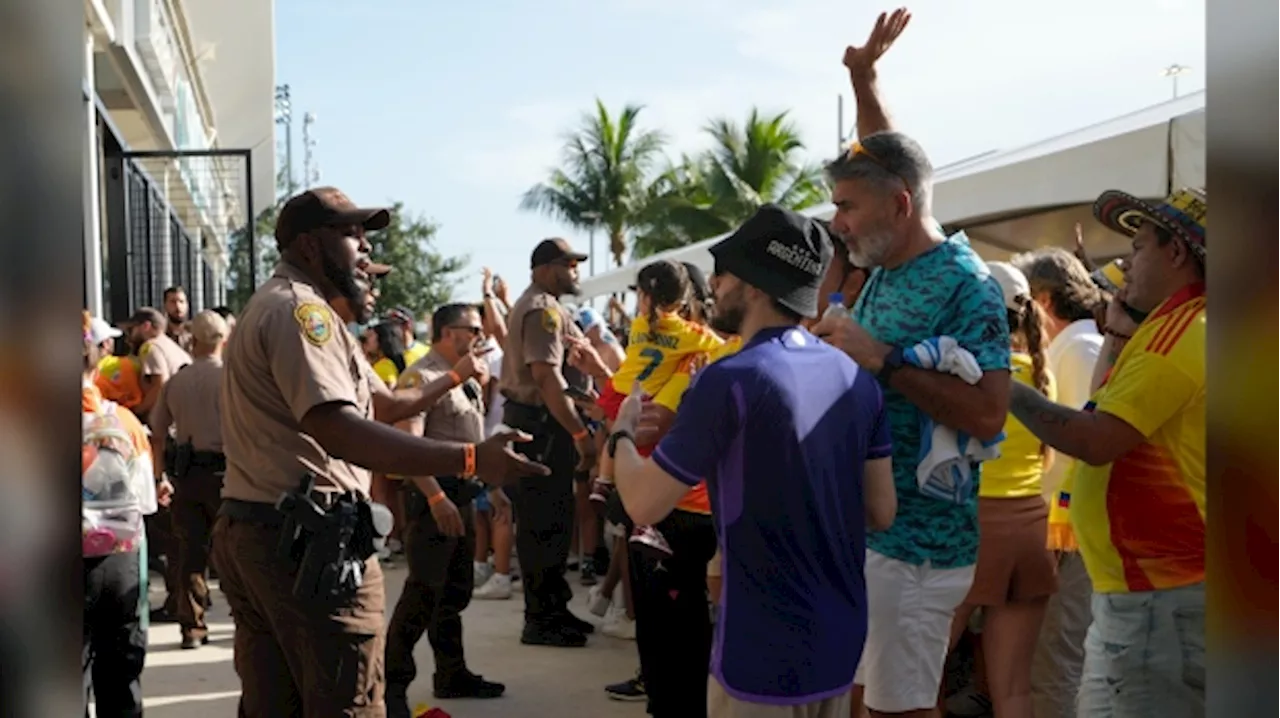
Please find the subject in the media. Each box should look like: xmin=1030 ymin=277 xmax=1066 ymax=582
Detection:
xmin=294 ymin=302 xmax=334 ymax=346
xmin=539 ymin=307 xmax=561 ymax=334
xmin=138 ymin=341 xmax=153 ymax=360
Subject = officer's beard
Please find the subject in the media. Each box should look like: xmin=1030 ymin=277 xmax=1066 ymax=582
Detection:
xmin=321 ymin=250 xmax=372 ymax=325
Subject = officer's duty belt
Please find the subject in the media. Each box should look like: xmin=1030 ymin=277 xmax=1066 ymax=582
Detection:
xmin=220 ymin=491 xmax=345 ymax=527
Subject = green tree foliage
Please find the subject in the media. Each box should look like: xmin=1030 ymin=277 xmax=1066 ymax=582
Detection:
xmin=632 ymin=110 xmax=825 ymax=260
xmin=225 ymin=185 xmax=466 ymax=316
xmin=520 ymin=100 xmax=667 ymax=267
xmin=368 ymin=203 xmax=467 ymax=318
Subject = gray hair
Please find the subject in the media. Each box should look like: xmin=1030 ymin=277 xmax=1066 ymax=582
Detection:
xmin=1010 ymin=247 xmax=1104 ymax=323
xmin=825 ymin=131 xmax=935 ymax=214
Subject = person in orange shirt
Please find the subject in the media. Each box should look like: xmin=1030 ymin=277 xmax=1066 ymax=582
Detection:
xmin=90 ymin=317 xmax=144 ymax=410
xmin=82 ymin=310 xmax=170 ymax=716
xmin=1009 ymin=188 xmax=1207 ymax=717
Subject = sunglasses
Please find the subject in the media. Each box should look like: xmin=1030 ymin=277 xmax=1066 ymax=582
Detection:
xmin=448 ymin=325 xmax=482 ymax=336
xmin=847 ymin=141 xmax=913 ymax=196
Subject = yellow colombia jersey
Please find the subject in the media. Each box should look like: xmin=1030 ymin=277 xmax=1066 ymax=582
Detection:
xmin=981 ymin=353 xmax=1056 ymax=499
xmin=1071 ymin=284 xmax=1206 ymax=594
xmin=652 ymin=335 xmax=742 ymax=413
xmin=610 ymin=313 xmax=723 ymax=400
xmin=373 ymin=341 xmax=430 ymax=388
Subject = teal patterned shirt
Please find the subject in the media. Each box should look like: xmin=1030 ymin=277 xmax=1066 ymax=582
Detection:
xmin=852 ymin=233 xmax=1010 ymax=569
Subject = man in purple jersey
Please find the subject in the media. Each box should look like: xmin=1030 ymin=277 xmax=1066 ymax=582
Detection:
xmin=608 ymin=205 xmax=898 ymax=717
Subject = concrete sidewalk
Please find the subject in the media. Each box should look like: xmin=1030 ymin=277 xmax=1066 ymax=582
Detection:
xmin=131 ymin=562 xmax=648 ymax=718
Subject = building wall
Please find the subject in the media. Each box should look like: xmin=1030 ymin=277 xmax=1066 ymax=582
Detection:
xmin=83 ymin=0 xmax=275 ymax=321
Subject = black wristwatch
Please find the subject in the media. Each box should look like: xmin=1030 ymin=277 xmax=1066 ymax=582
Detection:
xmin=876 ymin=346 xmax=905 ymax=385
xmin=607 ymin=430 xmax=635 ymax=458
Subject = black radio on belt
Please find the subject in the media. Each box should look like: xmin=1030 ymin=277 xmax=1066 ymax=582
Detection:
xmin=274 ymin=473 xmax=393 ymax=602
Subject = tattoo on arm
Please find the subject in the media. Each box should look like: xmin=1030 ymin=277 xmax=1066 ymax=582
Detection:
xmin=1008 ymin=383 xmax=1097 ymax=460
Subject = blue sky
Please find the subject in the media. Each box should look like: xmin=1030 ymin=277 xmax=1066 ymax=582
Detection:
xmin=275 ymin=0 xmax=1205 ymax=303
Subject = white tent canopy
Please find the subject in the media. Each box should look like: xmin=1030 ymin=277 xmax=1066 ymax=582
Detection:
xmin=573 ymin=91 xmax=1205 ymax=302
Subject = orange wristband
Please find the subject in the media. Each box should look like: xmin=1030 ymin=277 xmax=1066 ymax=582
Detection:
xmin=572 ymin=428 xmax=590 ymax=441
xmin=427 ymin=491 xmax=447 ymax=507
xmin=462 ymin=443 xmax=477 ymax=478
xmin=447 ymin=370 xmax=463 ymax=386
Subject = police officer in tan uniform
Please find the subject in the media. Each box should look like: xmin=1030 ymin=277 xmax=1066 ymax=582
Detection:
xmin=148 ymin=309 xmax=229 ymax=650
xmin=212 ymin=187 xmax=547 ymax=718
xmin=384 ymin=303 xmax=510 ymax=716
xmin=500 ymin=238 xmax=600 ymax=647
xmin=126 ymin=305 xmax=192 ymax=621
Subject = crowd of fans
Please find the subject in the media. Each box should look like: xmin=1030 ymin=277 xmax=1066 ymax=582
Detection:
xmin=81 ymin=8 xmax=1205 ymax=718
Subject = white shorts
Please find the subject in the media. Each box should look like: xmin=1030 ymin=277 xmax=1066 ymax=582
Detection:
xmin=854 ymin=549 xmax=976 ymax=713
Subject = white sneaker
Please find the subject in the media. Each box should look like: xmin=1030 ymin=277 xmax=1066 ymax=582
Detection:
xmin=586 ymin=584 xmax=612 ymax=617
xmin=473 ymin=561 xmax=494 ymax=587
xmin=601 ymin=611 xmax=635 ymax=640
xmin=472 ymin=573 xmax=513 ymax=600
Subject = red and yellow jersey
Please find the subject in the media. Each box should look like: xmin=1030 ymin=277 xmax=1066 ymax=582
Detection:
xmin=668 ymin=335 xmax=743 ymax=516
xmin=1071 ymin=283 xmax=1205 ymax=593
xmin=95 ymin=354 xmax=144 ymax=410
xmin=610 ymin=313 xmax=723 ymax=400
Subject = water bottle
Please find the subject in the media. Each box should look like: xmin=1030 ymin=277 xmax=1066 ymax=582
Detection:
xmin=822 ymin=292 xmax=847 ymax=320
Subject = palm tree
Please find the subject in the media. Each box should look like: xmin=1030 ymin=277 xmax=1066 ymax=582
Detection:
xmin=520 ymin=100 xmax=667 ymax=267
xmin=631 ymin=109 xmax=826 ymax=260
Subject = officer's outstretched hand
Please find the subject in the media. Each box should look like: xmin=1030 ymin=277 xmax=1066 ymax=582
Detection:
xmin=476 ymin=430 xmax=550 ymax=485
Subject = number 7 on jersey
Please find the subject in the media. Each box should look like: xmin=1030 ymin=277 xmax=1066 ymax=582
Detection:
xmin=636 ymin=347 xmax=664 ymax=382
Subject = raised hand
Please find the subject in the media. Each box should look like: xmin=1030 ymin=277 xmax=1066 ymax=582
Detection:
xmin=452 ymin=344 xmax=494 ymax=383
xmin=843 ymin=8 xmax=912 ymax=79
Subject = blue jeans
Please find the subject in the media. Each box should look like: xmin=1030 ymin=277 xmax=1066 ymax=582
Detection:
xmin=1077 ymin=583 xmax=1205 ymax=718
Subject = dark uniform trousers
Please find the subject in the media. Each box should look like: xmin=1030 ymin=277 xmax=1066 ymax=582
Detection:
xmin=173 ymin=461 xmax=224 ymax=640
xmin=507 ymin=413 xmax=579 ymax=623
xmin=629 ymin=509 xmax=718 ymax=718
xmin=385 ymin=498 xmax=476 ymax=689
xmin=144 ymin=505 xmax=180 ymax=614
xmin=210 ymin=512 xmax=386 ymax=718
xmin=84 ymin=550 xmax=146 ymax=717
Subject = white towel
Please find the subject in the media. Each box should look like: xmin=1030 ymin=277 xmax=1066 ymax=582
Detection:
xmin=902 ymin=337 xmax=1005 ymax=504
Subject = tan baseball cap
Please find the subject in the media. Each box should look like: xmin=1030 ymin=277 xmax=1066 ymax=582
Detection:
xmin=190 ymin=310 xmax=230 ymax=345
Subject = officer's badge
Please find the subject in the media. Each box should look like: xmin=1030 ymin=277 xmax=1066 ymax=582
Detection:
xmin=295 ymin=302 xmax=333 ymax=346
xmin=401 ymin=371 xmax=420 ymax=389
xmin=540 ymin=307 xmax=561 ymax=334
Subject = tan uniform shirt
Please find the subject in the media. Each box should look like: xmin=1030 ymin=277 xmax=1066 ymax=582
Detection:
xmin=498 ymin=285 xmax=584 ymax=406
xmin=140 ymin=332 xmax=192 ymax=381
xmin=397 ymin=350 xmax=485 ymax=445
xmin=220 ymin=262 xmax=374 ymax=503
xmin=150 ymin=356 xmax=224 ymax=453
xmin=168 ymin=325 xmax=194 ymax=355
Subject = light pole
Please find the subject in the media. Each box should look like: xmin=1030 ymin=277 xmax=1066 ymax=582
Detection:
xmin=580 ymin=211 xmax=602 ymax=276
xmin=302 ymin=112 xmax=318 ymax=189
xmin=1161 ymin=64 xmax=1191 ymax=100
xmin=274 ymin=84 xmax=294 ymax=193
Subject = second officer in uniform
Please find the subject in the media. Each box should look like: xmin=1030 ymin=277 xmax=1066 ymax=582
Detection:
xmin=213 ymin=187 xmax=547 ymax=717
xmin=384 ymin=302 xmax=510 ymax=715
xmin=148 ymin=310 xmax=230 ymax=650
xmin=501 ymin=238 xmax=599 ymax=647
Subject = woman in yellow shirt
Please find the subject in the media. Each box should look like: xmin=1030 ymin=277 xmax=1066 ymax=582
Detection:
xmin=947 ymin=263 xmax=1059 ymax=718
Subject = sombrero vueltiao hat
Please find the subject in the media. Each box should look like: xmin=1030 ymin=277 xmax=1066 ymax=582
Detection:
xmin=1093 ymin=187 xmax=1207 ymax=261
xmin=1091 ymin=259 xmax=1126 ymax=294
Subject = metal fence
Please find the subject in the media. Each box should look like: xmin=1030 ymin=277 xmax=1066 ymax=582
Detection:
xmin=103 ymin=147 xmax=252 ymax=324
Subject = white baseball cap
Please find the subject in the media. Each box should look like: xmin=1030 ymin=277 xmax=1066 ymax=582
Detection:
xmin=88 ymin=317 xmax=123 ymax=344
xmin=986 ymin=261 xmax=1031 ymax=311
